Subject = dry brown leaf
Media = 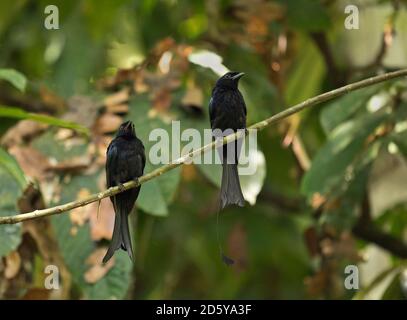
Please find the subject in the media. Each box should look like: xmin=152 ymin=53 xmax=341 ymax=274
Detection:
xmin=182 ymin=86 xmax=203 ymax=108
xmin=55 ymin=128 xmax=75 ymax=140
xmin=64 ymin=95 xmax=100 ymax=128
xmin=303 ymin=227 xmax=319 ymax=257
xmin=304 ymin=269 xmax=330 ymax=297
xmin=4 ymin=251 xmax=21 ymax=279
xmin=0 ymin=120 xmax=48 ymax=148
xmin=46 ymin=156 xmax=90 ymax=174
xmin=69 ymin=188 xmax=92 ymax=226
xmin=84 ymin=248 xmax=115 ymax=284
xmin=89 ymin=198 xmax=115 ymax=241
xmin=134 ymin=71 xmax=149 ymax=93
xmin=22 ymin=288 xmax=51 ymax=300
xmin=8 ymin=145 xmax=50 ymax=181
xmin=152 ymin=88 xmax=172 ymax=111
xmin=39 ymin=85 xmax=66 ymax=113
xmin=93 ymin=113 xmax=122 ymax=134
xmin=311 ymin=192 xmax=326 ymax=209
xmin=104 ymin=88 xmax=130 ymax=108
xmin=227 ymin=222 xmax=248 ymax=271
xmin=106 ymin=103 xmax=129 ymax=114
xmin=182 ymin=164 xmax=197 ymax=182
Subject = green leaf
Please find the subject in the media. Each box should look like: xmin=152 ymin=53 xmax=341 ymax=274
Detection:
xmin=381 ymin=272 xmax=406 ymax=300
xmin=137 ymin=173 xmax=169 ymax=216
xmin=0 ymin=68 xmax=27 ymax=92
xmin=302 ymin=112 xmax=388 ymax=199
xmin=0 ymin=106 xmax=90 ymax=136
xmin=320 ymin=84 xmax=386 ymax=134
xmin=0 ymin=147 xmax=27 ymax=189
xmin=33 ymin=131 xmax=88 ymax=161
xmin=353 ymin=266 xmax=399 ymax=300
xmin=0 ymin=149 xmax=26 ymax=258
xmin=84 ymin=250 xmax=133 ymax=299
xmin=285 ymin=34 xmax=325 ymax=106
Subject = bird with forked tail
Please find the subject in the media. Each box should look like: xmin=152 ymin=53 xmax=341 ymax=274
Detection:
xmin=103 ymin=120 xmax=146 ymax=264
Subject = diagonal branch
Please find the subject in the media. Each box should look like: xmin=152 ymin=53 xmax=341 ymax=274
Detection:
xmin=1 ymin=69 xmax=407 ymax=225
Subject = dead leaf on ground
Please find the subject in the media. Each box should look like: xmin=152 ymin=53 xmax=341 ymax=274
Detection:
xmin=84 ymin=248 xmax=115 ymax=284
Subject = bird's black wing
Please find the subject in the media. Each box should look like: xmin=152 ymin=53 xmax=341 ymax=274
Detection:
xmin=209 ymin=96 xmax=216 ymax=129
xmin=106 ymin=142 xmax=118 ymax=188
xmin=140 ymin=143 xmax=146 ymax=174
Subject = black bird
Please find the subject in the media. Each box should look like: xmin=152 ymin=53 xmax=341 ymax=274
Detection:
xmin=209 ymin=71 xmax=246 ymax=209
xmin=103 ymin=121 xmax=146 ymax=263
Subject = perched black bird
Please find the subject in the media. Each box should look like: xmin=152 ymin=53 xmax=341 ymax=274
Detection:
xmin=103 ymin=121 xmax=146 ymax=263
xmin=209 ymin=71 xmax=246 ymax=209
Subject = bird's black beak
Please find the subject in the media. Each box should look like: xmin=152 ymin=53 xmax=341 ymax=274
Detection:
xmin=124 ymin=122 xmax=131 ymax=130
xmin=232 ymin=72 xmax=245 ymax=81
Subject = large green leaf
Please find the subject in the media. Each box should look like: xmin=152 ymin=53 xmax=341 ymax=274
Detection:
xmin=320 ymin=84 xmax=386 ymax=134
xmin=0 ymin=68 xmax=27 ymax=92
xmin=302 ymin=112 xmax=388 ymax=199
xmin=84 ymin=250 xmax=133 ymax=299
xmin=0 ymin=148 xmax=26 ymax=258
xmin=285 ymin=34 xmax=325 ymax=106
xmin=0 ymin=147 xmax=27 ymax=189
xmin=0 ymin=106 xmax=90 ymax=136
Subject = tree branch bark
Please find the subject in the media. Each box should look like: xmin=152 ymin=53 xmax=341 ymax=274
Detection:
xmin=1 ymin=69 xmax=407 ymax=224
xmin=352 ymin=193 xmax=407 ymax=258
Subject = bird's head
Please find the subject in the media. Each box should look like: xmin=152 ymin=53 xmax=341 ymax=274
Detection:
xmin=215 ymin=71 xmax=245 ymax=89
xmin=117 ymin=120 xmax=136 ymax=138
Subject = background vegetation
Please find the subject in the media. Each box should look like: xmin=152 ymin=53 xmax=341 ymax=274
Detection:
xmin=1 ymin=0 xmax=407 ymax=299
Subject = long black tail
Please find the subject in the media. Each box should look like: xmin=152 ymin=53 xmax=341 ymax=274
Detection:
xmin=103 ymin=195 xmax=134 ymax=264
xmin=220 ymin=162 xmax=245 ymax=209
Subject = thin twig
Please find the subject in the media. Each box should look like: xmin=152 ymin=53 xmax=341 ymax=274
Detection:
xmin=1 ymin=69 xmax=407 ymax=225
